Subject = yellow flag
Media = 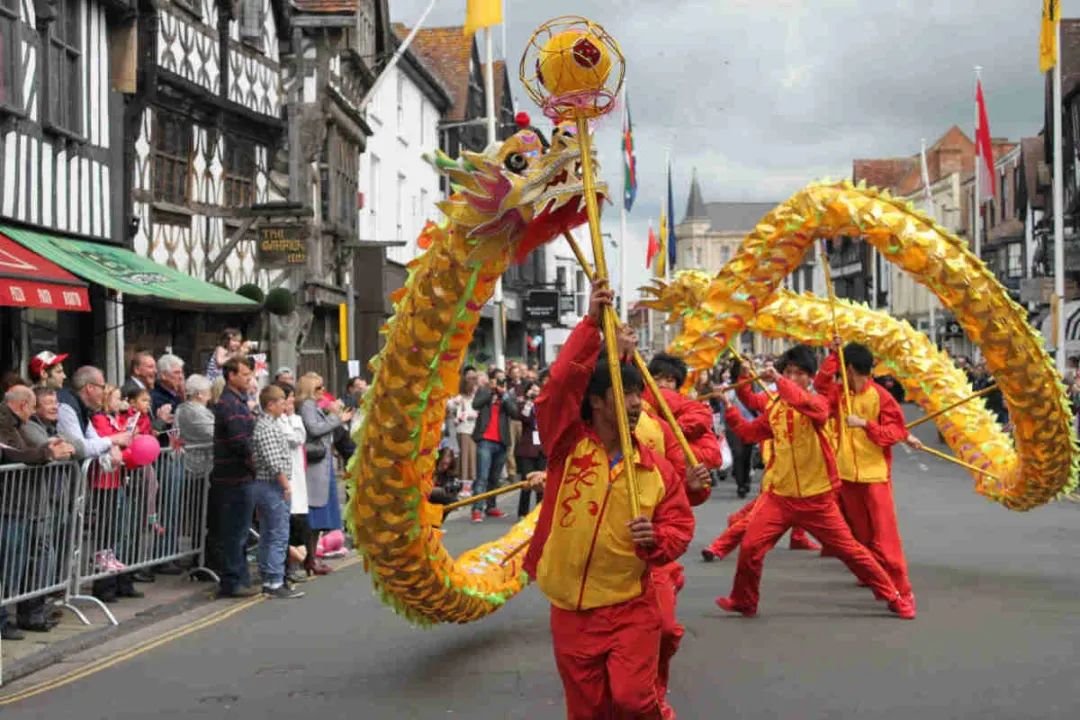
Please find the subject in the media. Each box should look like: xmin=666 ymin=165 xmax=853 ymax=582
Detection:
xmin=1040 ymin=0 xmax=1059 ymax=73
xmin=464 ymin=0 xmax=502 ymax=36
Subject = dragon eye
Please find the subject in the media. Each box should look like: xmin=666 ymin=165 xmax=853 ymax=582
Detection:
xmin=505 ymin=152 xmax=529 ymax=174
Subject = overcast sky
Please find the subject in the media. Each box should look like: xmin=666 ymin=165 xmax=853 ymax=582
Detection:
xmin=390 ymin=0 xmax=1065 ymax=301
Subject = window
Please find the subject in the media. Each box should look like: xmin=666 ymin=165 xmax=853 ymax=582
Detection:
xmin=1014 ymin=166 xmax=1023 ymax=219
xmin=395 ymin=173 xmax=405 ymax=241
xmin=420 ymin=188 xmax=428 ymax=222
xmin=48 ymin=0 xmax=82 ymax=134
xmin=223 ymin=137 xmax=256 ymax=208
xmin=1008 ymin=243 xmax=1022 ymax=278
xmin=239 ymin=0 xmax=265 ymax=50
xmin=1000 ymin=169 xmax=1007 ymax=221
xmin=575 ymin=269 xmax=586 ymax=315
xmin=368 ymin=153 xmax=380 ymax=228
xmin=329 ymin=129 xmax=358 ymax=227
xmin=396 ymin=74 xmax=405 ymax=130
xmin=0 ymin=0 xmax=18 ymax=110
xmin=419 ymin=101 xmax=426 ymax=145
xmin=152 ymin=112 xmax=192 ymax=204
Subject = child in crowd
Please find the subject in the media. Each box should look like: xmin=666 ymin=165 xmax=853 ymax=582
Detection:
xmin=252 ymin=384 xmax=304 ymax=599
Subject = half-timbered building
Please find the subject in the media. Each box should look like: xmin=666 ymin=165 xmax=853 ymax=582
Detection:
xmin=265 ymin=0 xmax=389 ymax=389
xmin=0 ymin=0 xmax=124 ymax=375
xmin=121 ymin=0 xmax=289 ymax=370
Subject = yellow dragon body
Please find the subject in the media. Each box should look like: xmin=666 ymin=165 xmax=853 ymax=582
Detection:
xmin=346 ymin=127 xmax=603 ymax=625
xmin=642 ymin=181 xmax=1077 ymax=511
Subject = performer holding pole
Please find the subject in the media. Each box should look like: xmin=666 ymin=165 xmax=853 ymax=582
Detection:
xmin=520 ymin=20 xmax=697 ymax=717
xmin=713 ymin=345 xmax=915 ymax=620
xmin=815 ymin=340 xmax=917 ymax=613
xmin=564 ymin=228 xmax=721 ymax=716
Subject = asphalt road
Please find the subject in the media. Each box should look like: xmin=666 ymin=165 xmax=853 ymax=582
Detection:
xmin=4 ymin=418 xmax=1080 ymax=719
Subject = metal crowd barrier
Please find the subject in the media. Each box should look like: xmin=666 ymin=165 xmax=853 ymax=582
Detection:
xmin=0 ymin=444 xmax=215 ymax=632
xmin=66 ymin=444 xmax=216 ymax=625
xmin=0 ymin=459 xmax=81 ymax=616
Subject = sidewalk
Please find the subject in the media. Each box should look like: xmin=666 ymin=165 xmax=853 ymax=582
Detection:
xmin=1 ymin=572 xmax=214 ymax=685
xmin=1 ymin=553 xmax=355 ymax=686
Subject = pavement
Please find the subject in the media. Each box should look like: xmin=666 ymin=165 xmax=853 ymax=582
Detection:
xmin=1 ymin=412 xmax=1079 ymax=719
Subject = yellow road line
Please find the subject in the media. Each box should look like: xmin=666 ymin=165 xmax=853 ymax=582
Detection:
xmin=0 ymin=555 xmax=362 ymax=706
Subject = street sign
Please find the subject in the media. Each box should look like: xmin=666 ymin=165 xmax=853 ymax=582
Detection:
xmin=524 ymin=289 xmax=560 ymax=323
xmin=256 ymin=223 xmax=309 ymax=267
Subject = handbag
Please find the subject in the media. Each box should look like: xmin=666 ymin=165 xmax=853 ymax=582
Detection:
xmin=304 ymin=438 xmax=327 ymax=463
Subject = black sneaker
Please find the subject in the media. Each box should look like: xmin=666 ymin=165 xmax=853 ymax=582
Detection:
xmin=263 ymin=585 xmax=305 ymax=599
xmin=1 ymin=623 xmax=25 ymax=640
xmin=217 ymin=584 xmax=261 ymax=599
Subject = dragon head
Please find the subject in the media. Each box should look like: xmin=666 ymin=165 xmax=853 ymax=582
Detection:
xmin=431 ymin=123 xmax=606 ymax=265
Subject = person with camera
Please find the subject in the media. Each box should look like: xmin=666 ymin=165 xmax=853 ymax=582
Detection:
xmin=514 ymin=379 xmax=546 ymax=518
xmin=469 ymin=369 xmax=522 ymax=523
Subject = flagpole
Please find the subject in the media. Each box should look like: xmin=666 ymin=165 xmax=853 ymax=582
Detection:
xmin=485 ymin=20 xmax=506 ymax=369
xmin=663 ymin=149 xmax=671 ymax=349
xmin=620 ymin=84 xmax=629 ymax=323
xmin=922 ymin=137 xmax=937 ymax=345
xmin=974 ymin=66 xmax=983 ymax=263
xmin=1054 ymin=19 xmax=1067 ymax=375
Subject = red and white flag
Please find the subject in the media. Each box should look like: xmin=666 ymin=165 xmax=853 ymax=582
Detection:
xmin=646 ymin=222 xmax=659 ymax=269
xmin=975 ymin=79 xmax=996 ymax=203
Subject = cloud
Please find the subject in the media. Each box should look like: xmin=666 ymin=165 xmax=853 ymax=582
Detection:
xmin=389 ymin=0 xmax=1064 ymax=299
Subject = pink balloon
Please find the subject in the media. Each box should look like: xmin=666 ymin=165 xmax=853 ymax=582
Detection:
xmin=124 ymin=435 xmax=160 ymax=469
xmin=317 ymin=529 xmax=345 ymax=556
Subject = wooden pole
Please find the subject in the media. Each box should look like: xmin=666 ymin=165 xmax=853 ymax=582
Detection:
xmin=441 ymin=481 xmax=529 ymax=514
xmin=914 ymin=444 xmax=1001 ymax=482
xmin=573 ymin=117 xmax=641 ymax=518
xmin=562 ymin=230 xmax=699 ymax=466
xmin=905 ymin=384 xmax=998 ymax=430
xmin=500 ymin=536 xmax=531 ymax=567
xmin=724 ymin=345 xmax=775 ymax=401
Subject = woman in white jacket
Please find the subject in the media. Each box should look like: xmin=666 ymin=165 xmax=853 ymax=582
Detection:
xmin=277 ymin=384 xmax=310 ymax=583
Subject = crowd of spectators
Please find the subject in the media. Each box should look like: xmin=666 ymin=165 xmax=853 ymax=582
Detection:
xmin=0 ymin=328 xmax=362 ymax=640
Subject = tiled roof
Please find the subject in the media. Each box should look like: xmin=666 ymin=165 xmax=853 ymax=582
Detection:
xmin=399 ymin=25 xmax=476 ymax=121
xmin=684 ymin=170 xmax=708 ymax=221
xmin=291 ymin=0 xmax=358 ymax=13
xmin=852 ymin=158 xmax=919 ymax=192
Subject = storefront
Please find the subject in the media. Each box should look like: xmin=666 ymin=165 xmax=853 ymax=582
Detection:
xmin=0 ymin=224 xmax=258 ymax=383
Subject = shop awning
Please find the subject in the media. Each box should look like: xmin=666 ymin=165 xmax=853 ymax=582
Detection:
xmin=0 ymin=232 xmax=90 ymax=311
xmin=0 ymin=224 xmax=259 ymax=310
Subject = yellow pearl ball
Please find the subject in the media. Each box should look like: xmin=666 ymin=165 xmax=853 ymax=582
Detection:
xmin=536 ymin=29 xmax=613 ymax=96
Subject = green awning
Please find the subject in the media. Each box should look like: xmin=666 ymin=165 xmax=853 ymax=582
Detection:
xmin=1 ymin=225 xmax=259 ymax=310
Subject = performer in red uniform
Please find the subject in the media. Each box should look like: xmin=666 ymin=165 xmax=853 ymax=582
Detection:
xmin=713 ymin=345 xmax=915 ymax=619
xmin=629 ymin=344 xmax=719 ymax=718
xmin=701 ymin=361 xmax=819 ymax=562
xmin=814 ymin=340 xmax=916 ymax=612
xmin=525 ymin=283 xmax=695 ymax=719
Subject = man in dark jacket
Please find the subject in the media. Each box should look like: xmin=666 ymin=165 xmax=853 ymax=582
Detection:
xmin=470 ymin=371 xmax=521 ymax=522
xmin=211 ymin=357 xmax=260 ymax=598
xmin=0 ymin=384 xmax=74 ymax=640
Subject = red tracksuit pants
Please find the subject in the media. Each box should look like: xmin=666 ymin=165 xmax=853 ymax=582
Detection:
xmin=838 ymin=480 xmax=912 ymax=595
xmin=652 ymin=563 xmax=684 ymax=719
xmin=551 ymin=584 xmax=666 ymax=720
xmin=706 ymin=497 xmax=814 ymax=558
xmin=729 ymin=492 xmax=900 ymax=612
